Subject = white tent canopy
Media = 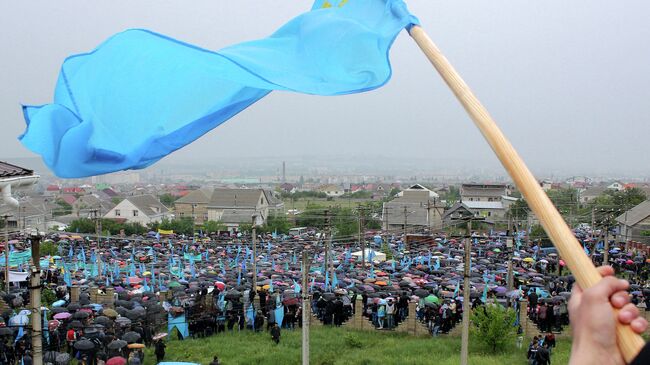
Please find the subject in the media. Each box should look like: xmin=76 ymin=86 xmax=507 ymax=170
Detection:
xmin=351 ymin=249 xmax=386 ymax=263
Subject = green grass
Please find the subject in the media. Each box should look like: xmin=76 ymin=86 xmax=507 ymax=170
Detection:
xmin=283 ymin=197 xmax=374 ymax=212
xmin=143 ymin=327 xmax=571 ymax=365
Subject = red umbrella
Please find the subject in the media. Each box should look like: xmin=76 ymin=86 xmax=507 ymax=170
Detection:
xmin=106 ymin=357 xmax=127 ymax=365
xmin=215 ymin=281 xmax=225 ymax=291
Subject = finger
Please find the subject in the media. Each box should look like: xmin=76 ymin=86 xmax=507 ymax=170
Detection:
xmin=630 ymin=317 xmax=648 ymax=334
xmin=611 ymin=291 xmax=630 ymax=308
xmin=582 ymin=276 xmax=629 ymax=303
xmin=596 ymin=266 xmax=615 ymax=277
xmin=618 ymin=303 xmax=640 ymax=324
xmin=568 ymin=285 xmax=583 ymax=314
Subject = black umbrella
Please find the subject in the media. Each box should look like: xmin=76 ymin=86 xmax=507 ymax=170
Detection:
xmin=55 ymin=353 xmax=71 ymax=365
xmin=122 ymin=331 xmax=141 ymax=343
xmin=94 ymin=316 xmax=111 ymax=326
xmin=107 ymin=339 xmax=128 ymax=350
xmin=66 ymin=303 xmax=80 ymax=311
xmin=0 ymin=327 xmax=14 ymax=336
xmin=44 ymin=351 xmax=59 ymax=363
xmin=73 ymin=311 xmax=90 ymax=320
xmin=69 ymin=320 xmax=83 ymax=328
xmin=74 ymin=339 xmax=95 ymax=351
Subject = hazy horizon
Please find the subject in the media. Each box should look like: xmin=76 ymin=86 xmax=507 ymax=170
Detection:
xmin=1 ymin=1 xmax=649 ymax=179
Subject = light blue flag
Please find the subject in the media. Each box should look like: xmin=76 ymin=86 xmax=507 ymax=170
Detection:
xmin=293 ymin=280 xmax=301 ymax=294
xmin=332 ymin=271 xmax=339 ymax=288
xmin=19 ymin=0 xmax=418 ymax=177
xmin=481 ymin=284 xmax=488 ymax=303
xmin=453 ymin=281 xmax=460 ymax=297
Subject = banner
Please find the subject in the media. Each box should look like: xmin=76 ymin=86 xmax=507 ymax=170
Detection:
xmin=167 ymin=313 xmax=189 ymax=339
xmin=158 ymin=229 xmax=174 ymax=235
xmin=9 ymin=271 xmax=29 ymax=282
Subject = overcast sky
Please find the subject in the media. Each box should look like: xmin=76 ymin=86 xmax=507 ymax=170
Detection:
xmin=1 ymin=1 xmax=649 ymax=177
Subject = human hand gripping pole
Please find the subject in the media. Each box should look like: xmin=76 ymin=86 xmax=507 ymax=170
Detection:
xmin=407 ymin=25 xmax=645 ymax=363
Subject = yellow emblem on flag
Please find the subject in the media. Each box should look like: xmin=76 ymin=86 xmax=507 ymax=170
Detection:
xmin=321 ymin=0 xmax=348 ymax=8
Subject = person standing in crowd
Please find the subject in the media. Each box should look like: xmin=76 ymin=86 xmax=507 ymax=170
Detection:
xmin=270 ymin=323 xmax=281 ymax=345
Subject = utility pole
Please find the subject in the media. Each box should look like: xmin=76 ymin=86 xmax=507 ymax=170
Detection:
xmin=252 ymin=221 xmax=257 ymax=291
xmin=426 ymin=200 xmax=432 ymax=231
xmin=326 ymin=210 xmax=334 ymax=289
xmin=460 ymin=219 xmax=472 ymax=365
xmin=3 ymin=215 xmax=9 ymax=291
xmin=30 ymin=233 xmax=43 ymax=365
xmin=358 ymin=206 xmax=365 ymax=269
xmin=323 ymin=210 xmax=331 ymax=291
xmin=301 ymin=250 xmax=311 ymax=365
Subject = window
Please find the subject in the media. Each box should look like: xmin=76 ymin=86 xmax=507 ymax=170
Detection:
xmin=260 ymin=198 xmax=264 ymax=205
xmin=179 ymin=212 xmax=185 ymax=217
xmin=203 ymin=213 xmax=208 ymax=221
xmin=133 ymin=210 xmax=139 ymax=217
xmin=115 ymin=209 xmax=121 ymax=217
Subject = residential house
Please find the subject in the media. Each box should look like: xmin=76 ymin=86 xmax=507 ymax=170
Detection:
xmin=279 ymin=183 xmax=296 ymax=194
xmin=459 ymin=183 xmax=510 ymax=219
xmin=616 ymin=200 xmax=650 ymax=244
xmin=104 ymin=195 xmax=171 ymax=225
xmin=318 ymin=184 xmax=344 ymax=198
xmin=442 ymin=202 xmax=478 ymax=227
xmin=175 ymin=188 xmax=282 ymax=229
xmin=460 ymin=183 xmax=509 ymax=202
xmin=382 ymin=187 xmax=445 ymax=233
xmin=607 ymin=181 xmax=625 ymax=191
xmin=579 ymin=186 xmax=607 ymax=204
xmin=72 ymin=194 xmax=115 ymax=218
xmin=396 ymin=184 xmax=439 ymax=200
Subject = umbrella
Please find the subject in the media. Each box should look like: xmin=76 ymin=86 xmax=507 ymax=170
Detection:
xmin=44 ymin=351 xmax=59 ymax=363
xmin=0 ymin=327 xmax=14 ymax=336
xmin=106 ymin=357 xmax=127 ymax=365
xmin=102 ymin=309 xmax=118 ymax=318
xmin=152 ymin=333 xmax=168 ymax=341
xmin=122 ymin=331 xmax=141 ymax=343
xmin=107 ymin=340 xmax=128 ymax=350
xmin=116 ymin=317 xmax=132 ymax=326
xmin=73 ymin=311 xmax=89 ymax=320
xmin=9 ymin=314 xmax=29 ymax=326
xmin=55 ymin=353 xmax=71 ymax=365
xmin=127 ymin=343 xmax=145 ymax=349
xmin=74 ymin=339 xmax=95 ymax=351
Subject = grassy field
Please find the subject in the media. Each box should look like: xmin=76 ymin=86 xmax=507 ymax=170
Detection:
xmin=143 ymin=327 xmax=571 ymax=365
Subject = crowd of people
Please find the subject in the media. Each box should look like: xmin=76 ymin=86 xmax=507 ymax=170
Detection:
xmin=0 ymin=225 xmax=647 ymax=364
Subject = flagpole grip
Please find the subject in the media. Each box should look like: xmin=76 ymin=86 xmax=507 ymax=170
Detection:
xmin=408 ymin=25 xmax=644 ymax=362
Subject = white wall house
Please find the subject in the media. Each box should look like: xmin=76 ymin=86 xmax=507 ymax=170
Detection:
xmin=104 ymin=195 xmax=170 ymax=225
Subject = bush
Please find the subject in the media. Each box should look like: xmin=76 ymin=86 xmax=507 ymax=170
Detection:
xmin=471 ymin=304 xmax=517 ymax=352
xmin=42 ymin=288 xmax=57 ymax=307
xmin=40 ymin=241 xmax=59 ymax=257
xmin=344 ymin=333 xmax=363 ymax=349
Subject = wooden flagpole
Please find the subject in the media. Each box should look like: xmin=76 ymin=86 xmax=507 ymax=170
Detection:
xmin=408 ymin=25 xmax=644 ymax=362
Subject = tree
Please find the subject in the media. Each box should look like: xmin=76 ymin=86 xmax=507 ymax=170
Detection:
xmin=203 ymin=220 xmax=227 ymax=234
xmin=54 ymin=199 xmax=72 ymax=217
xmin=40 ymin=241 xmax=59 ymax=257
xmin=508 ymin=198 xmax=529 ymax=221
xmin=261 ymin=215 xmax=292 ymax=234
xmin=159 ymin=193 xmax=177 ymax=207
xmin=471 ymin=304 xmax=517 ymax=352
xmin=68 ymin=218 xmax=96 ymax=233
